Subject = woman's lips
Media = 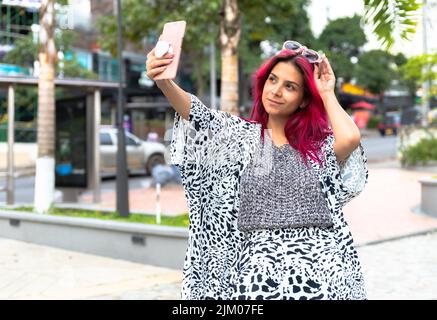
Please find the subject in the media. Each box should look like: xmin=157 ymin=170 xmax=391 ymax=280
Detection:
xmin=267 ymin=98 xmax=282 ymax=106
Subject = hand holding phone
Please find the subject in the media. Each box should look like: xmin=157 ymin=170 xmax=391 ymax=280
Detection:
xmin=153 ymin=21 xmax=186 ymax=80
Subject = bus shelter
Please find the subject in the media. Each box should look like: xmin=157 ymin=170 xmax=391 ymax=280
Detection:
xmin=0 ymin=75 xmax=120 ymax=205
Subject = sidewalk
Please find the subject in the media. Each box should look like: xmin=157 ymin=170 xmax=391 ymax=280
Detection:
xmin=344 ymin=161 xmax=437 ymax=246
xmin=79 ymin=183 xmax=189 ymax=216
xmin=0 ymin=238 xmax=181 ymax=300
xmin=2 ymin=230 xmax=436 ymax=300
xmin=2 ymin=158 xmax=437 ymax=300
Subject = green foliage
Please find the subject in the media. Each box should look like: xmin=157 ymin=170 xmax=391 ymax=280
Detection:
xmin=241 ymin=0 xmax=314 ymax=72
xmin=3 ymin=31 xmax=97 ymax=80
xmin=8 ymin=206 xmax=190 ymax=227
xmin=399 ymin=53 xmax=437 ymax=91
xmin=1 ymin=31 xmax=97 ymax=125
xmin=62 ymin=58 xmax=98 ymax=80
xmin=400 ymin=137 xmax=437 ymax=166
xmin=366 ymin=115 xmax=382 ymax=129
xmin=97 ymin=0 xmax=222 ymax=95
xmin=96 ymin=0 xmax=313 ymax=94
xmin=355 ymin=49 xmax=396 ymax=94
xmin=317 ymin=15 xmax=367 ymax=82
xmin=0 ymin=86 xmax=87 ymax=142
xmin=318 ymin=15 xmax=367 ymax=57
xmin=0 ymin=86 xmax=38 ymax=133
xmin=2 ymin=36 xmax=37 ymax=68
xmin=363 ymin=0 xmax=421 ymax=49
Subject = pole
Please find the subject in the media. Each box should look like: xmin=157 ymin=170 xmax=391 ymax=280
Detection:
xmin=210 ymin=34 xmax=217 ymax=110
xmin=93 ymin=89 xmax=101 ymax=203
xmin=155 ymin=182 xmax=161 ymax=224
xmin=116 ymin=0 xmax=129 ymax=217
xmin=421 ymin=0 xmax=430 ymax=127
xmin=7 ymin=85 xmax=15 ymax=205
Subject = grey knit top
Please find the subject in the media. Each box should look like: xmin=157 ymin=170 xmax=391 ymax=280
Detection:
xmin=237 ymin=133 xmax=334 ymax=232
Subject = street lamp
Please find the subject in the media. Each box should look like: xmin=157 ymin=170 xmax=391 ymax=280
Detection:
xmin=116 ymin=0 xmax=130 ymax=217
xmin=421 ymin=0 xmax=430 ymax=127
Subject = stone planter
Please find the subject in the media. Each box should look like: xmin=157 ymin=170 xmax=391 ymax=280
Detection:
xmin=0 ymin=210 xmax=188 ymax=269
xmin=419 ymin=177 xmax=437 ymax=217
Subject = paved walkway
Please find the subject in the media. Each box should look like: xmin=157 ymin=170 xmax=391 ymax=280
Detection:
xmin=0 ymin=238 xmax=182 ymax=300
xmin=2 ymin=230 xmax=437 ymax=300
xmin=359 ymin=230 xmax=437 ymax=300
xmin=343 ymin=161 xmax=437 ymax=245
xmin=79 ymin=183 xmax=189 ymax=217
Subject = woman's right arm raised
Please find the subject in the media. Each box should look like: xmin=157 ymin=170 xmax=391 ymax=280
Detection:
xmin=146 ymin=48 xmax=191 ymax=120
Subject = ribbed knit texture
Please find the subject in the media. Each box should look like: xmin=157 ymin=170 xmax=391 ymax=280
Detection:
xmin=237 ymin=133 xmax=333 ymax=232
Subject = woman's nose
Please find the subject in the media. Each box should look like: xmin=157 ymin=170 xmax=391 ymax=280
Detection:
xmin=271 ymin=84 xmax=282 ymax=96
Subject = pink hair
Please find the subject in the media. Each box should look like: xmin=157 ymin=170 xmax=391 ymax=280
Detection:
xmin=246 ymin=49 xmax=332 ymax=167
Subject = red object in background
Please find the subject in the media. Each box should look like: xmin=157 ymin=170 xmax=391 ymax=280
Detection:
xmin=350 ymin=101 xmax=376 ymax=111
xmin=350 ymin=101 xmax=376 ymax=129
xmin=90 ymin=42 xmax=100 ymax=52
xmin=352 ymin=110 xmax=370 ymax=129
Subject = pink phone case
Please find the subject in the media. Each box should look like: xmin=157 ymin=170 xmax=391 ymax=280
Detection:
xmin=154 ymin=21 xmax=186 ymax=80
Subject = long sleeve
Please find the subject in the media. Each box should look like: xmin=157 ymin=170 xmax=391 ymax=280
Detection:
xmin=169 ymin=94 xmax=253 ymax=171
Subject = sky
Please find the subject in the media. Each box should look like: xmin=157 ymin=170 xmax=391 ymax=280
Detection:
xmin=307 ymin=0 xmax=437 ymax=57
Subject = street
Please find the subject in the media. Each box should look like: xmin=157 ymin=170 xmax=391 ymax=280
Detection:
xmin=0 ymin=174 xmax=154 ymax=206
xmin=360 ymin=135 xmax=398 ymax=162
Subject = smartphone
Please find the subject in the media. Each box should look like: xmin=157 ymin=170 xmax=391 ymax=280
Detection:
xmin=154 ymin=21 xmax=186 ymax=80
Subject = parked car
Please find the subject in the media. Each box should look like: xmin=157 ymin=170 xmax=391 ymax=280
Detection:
xmin=377 ymin=112 xmax=401 ymax=136
xmin=100 ymin=127 xmax=166 ymax=175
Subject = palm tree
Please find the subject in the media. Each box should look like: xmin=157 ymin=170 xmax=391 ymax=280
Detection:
xmin=219 ymin=0 xmax=241 ymax=115
xmin=34 ymin=0 xmax=57 ymax=214
xmin=363 ymin=0 xmax=422 ymax=49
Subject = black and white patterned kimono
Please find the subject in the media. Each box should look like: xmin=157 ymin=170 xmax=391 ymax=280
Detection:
xmin=170 ymin=94 xmax=369 ymax=300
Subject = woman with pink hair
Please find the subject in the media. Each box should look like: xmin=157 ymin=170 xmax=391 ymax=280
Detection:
xmin=146 ymin=40 xmax=368 ymax=300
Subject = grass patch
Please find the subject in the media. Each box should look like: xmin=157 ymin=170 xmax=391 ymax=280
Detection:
xmin=4 ymin=206 xmax=189 ymax=227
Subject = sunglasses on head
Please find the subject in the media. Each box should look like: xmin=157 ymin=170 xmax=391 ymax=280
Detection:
xmin=281 ymin=40 xmax=324 ymax=64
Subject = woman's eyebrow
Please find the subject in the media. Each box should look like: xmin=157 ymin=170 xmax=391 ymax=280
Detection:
xmin=270 ymin=72 xmax=300 ymax=87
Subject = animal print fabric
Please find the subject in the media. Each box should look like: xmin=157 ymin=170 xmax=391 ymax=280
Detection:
xmin=170 ymin=94 xmax=369 ymax=300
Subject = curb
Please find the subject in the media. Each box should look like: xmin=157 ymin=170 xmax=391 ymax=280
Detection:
xmin=357 ymin=227 xmax=437 ymax=248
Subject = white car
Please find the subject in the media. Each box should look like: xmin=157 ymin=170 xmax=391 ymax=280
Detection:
xmin=99 ymin=127 xmax=167 ymax=175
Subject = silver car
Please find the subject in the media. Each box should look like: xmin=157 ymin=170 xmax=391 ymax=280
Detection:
xmin=100 ymin=127 xmax=166 ymax=175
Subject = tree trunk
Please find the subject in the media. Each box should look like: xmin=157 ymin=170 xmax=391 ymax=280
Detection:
xmin=193 ymin=54 xmax=205 ymax=99
xmin=220 ymin=0 xmax=241 ymax=115
xmin=34 ymin=0 xmax=57 ymax=214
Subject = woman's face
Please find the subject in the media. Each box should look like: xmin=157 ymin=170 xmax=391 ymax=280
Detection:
xmin=261 ymin=61 xmax=305 ymax=119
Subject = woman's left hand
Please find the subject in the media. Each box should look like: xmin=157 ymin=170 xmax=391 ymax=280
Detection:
xmin=314 ymin=56 xmax=336 ymax=100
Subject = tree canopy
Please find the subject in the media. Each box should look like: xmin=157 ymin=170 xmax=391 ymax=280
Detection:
xmin=316 ymin=15 xmax=367 ymax=83
xmin=355 ymin=49 xmax=397 ymax=94
xmin=97 ymin=0 xmax=313 ymax=96
xmin=363 ymin=0 xmax=421 ymax=49
xmin=399 ymin=53 xmax=437 ymax=96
